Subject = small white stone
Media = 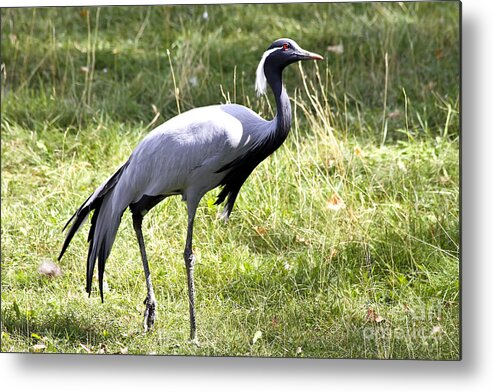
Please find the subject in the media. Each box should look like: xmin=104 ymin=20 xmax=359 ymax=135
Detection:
xmin=38 ymin=260 xmax=62 ymax=277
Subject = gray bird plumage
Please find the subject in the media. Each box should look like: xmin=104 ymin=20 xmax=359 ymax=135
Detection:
xmin=59 ymin=38 xmax=323 ymax=342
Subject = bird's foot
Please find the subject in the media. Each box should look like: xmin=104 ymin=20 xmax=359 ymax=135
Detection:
xmin=143 ymin=295 xmax=157 ymax=332
xmin=189 ymin=337 xmax=201 ymax=347
xmin=188 ymin=328 xmax=200 ymax=347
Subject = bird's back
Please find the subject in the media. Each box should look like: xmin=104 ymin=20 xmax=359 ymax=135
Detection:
xmin=110 ymin=104 xmax=271 ymax=211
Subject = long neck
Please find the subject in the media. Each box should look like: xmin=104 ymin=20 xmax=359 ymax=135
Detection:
xmin=266 ymin=68 xmax=292 ymax=140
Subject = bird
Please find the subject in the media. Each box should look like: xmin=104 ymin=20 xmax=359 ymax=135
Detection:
xmin=58 ymin=38 xmax=323 ymax=343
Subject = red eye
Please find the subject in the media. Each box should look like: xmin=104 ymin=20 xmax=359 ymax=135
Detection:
xmin=282 ymin=43 xmax=289 ymax=50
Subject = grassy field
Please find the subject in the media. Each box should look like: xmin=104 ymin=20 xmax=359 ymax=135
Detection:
xmin=1 ymin=3 xmax=460 ymax=359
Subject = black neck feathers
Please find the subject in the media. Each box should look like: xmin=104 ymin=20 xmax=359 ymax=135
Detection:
xmin=265 ymin=65 xmax=292 ymax=142
xmin=214 ymin=61 xmax=293 ymax=220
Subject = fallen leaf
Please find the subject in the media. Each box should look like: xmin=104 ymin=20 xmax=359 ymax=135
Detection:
xmin=375 ymin=315 xmax=384 ymax=323
xmin=435 ymin=48 xmax=444 ymax=60
xmin=366 ymin=308 xmax=376 ymax=321
xmin=326 ymin=44 xmax=344 ymax=55
xmin=439 ymin=175 xmax=450 ymax=185
xmin=120 ymin=347 xmax=128 ymax=354
xmin=327 ymin=193 xmax=345 ymax=211
xmin=431 ymin=325 xmax=443 ymax=335
xmin=252 ymin=330 xmax=262 ymax=345
xmin=32 ymin=343 xmax=46 ymax=352
xmin=366 ymin=308 xmax=384 ymax=323
xmin=388 ymin=110 xmax=401 ymax=119
xmin=255 ymin=226 xmax=267 ymax=236
xmin=296 ymin=347 xmax=303 ymax=355
xmin=295 ymin=235 xmax=308 ymax=244
xmin=326 ymin=158 xmax=336 ymax=169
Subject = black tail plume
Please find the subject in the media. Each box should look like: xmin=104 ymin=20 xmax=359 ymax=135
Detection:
xmin=59 ymin=162 xmax=128 ymax=301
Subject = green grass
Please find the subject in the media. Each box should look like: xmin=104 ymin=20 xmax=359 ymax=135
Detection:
xmin=1 ymin=3 xmax=460 ymax=359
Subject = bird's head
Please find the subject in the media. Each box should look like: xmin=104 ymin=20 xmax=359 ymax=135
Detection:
xmin=255 ymin=38 xmax=323 ymax=96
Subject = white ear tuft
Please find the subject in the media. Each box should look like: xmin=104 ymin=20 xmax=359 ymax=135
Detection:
xmin=255 ymin=48 xmax=280 ymax=96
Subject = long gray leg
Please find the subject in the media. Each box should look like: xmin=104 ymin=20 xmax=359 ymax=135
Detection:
xmin=132 ymin=213 xmax=157 ymax=332
xmin=184 ymin=198 xmax=199 ymax=344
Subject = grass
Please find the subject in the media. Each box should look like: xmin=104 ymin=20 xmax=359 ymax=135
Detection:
xmin=1 ymin=3 xmax=460 ymax=359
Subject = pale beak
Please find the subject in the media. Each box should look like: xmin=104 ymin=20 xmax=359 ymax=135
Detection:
xmin=297 ymin=49 xmax=324 ymax=61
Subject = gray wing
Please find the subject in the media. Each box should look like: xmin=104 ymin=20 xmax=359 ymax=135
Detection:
xmin=109 ymin=104 xmax=271 ymax=212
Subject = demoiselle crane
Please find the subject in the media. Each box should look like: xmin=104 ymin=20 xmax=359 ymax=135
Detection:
xmin=59 ymin=38 xmax=323 ymax=342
